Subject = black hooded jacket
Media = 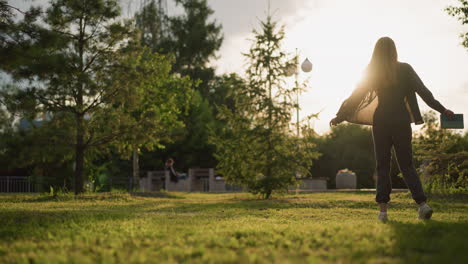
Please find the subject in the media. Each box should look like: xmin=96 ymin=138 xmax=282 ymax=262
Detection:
xmin=336 ymin=62 xmax=446 ymax=125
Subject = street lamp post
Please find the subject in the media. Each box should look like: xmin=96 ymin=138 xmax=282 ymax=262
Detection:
xmin=298 ymin=58 xmax=312 ymax=136
xmin=285 ymin=54 xmax=313 ymax=185
xmin=286 ymin=51 xmax=313 ymax=137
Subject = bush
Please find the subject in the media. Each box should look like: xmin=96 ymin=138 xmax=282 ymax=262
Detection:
xmin=421 ymin=152 xmax=468 ymax=194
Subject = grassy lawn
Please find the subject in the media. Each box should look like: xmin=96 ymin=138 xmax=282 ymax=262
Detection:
xmin=0 ymin=191 xmax=467 ymax=264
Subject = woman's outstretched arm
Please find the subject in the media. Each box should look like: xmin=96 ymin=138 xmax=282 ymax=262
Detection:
xmin=406 ymin=64 xmax=454 ymax=118
xmin=407 ymin=64 xmax=446 ymax=113
xmin=331 ymin=83 xmax=370 ymax=126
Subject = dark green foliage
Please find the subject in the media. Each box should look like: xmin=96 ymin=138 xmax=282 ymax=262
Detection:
xmin=135 ymin=0 xmax=223 ymax=97
xmin=138 ymin=73 xmax=245 ymax=172
xmin=0 ymin=0 xmax=192 ymax=194
xmin=414 ymin=111 xmax=468 ymax=193
xmin=142 ymin=90 xmax=216 ymax=171
xmin=311 ymin=124 xmax=377 ymax=188
xmin=135 ymin=0 xmax=225 ymax=170
xmin=0 ymin=0 xmax=15 ymax=25
xmin=212 ymin=16 xmax=320 ymax=199
xmin=0 ymin=111 xmax=75 ymax=192
xmin=135 ymin=0 xmax=164 ymax=49
xmin=446 ymin=0 xmax=468 ymax=50
xmin=205 ymin=73 xmax=242 ymax=114
xmin=162 ymin=0 xmax=223 ymax=96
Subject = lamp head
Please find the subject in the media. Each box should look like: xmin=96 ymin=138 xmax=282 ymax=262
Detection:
xmin=301 ymin=58 xmax=313 ymax=73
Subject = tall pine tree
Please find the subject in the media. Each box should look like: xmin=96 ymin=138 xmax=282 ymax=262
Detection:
xmin=211 ymin=15 xmax=319 ymax=199
xmin=135 ymin=0 xmax=223 ymax=96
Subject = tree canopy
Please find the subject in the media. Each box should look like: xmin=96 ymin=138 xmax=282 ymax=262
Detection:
xmin=0 ymin=0 xmax=192 ymax=194
xmin=446 ymin=0 xmax=468 ymax=50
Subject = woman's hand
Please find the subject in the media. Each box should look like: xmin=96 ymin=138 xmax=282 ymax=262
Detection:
xmin=444 ymin=109 xmax=455 ymax=120
xmin=329 ymin=117 xmax=343 ymax=127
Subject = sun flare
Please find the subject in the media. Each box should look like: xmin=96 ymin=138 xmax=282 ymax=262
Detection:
xmin=263 ymin=0 xmax=467 ymax=134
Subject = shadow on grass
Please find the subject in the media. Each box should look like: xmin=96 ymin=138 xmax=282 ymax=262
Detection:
xmin=0 ymin=199 xmax=162 ymax=241
xmin=0 ymin=193 xmax=136 ymax=203
xmin=149 ymin=198 xmax=385 ymax=214
xmin=149 ymin=192 xmax=468 ymax=214
xmin=1 ymin=192 xmax=466 ymax=247
xmin=387 ymin=220 xmax=468 ymax=264
xmin=130 ymin=192 xmax=184 ymax=199
xmin=0 ymin=192 xmax=184 ymax=203
xmin=426 ymin=193 xmax=468 ymax=202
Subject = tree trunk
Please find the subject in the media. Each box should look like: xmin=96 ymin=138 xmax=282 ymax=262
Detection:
xmin=74 ymin=13 xmax=86 ymax=195
xmin=132 ymin=148 xmax=139 ymax=192
xmin=74 ymin=115 xmax=85 ymax=195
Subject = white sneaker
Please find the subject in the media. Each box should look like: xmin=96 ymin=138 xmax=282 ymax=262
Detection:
xmin=378 ymin=212 xmax=388 ymax=222
xmin=418 ymin=204 xmax=433 ymax=220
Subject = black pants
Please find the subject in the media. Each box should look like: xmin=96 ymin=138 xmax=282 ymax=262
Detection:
xmin=372 ymin=122 xmax=426 ymax=204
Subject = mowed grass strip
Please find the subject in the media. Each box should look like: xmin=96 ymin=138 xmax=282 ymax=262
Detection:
xmin=0 ymin=192 xmax=466 ymax=264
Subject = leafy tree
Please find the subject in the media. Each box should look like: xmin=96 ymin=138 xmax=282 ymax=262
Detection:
xmin=138 ymin=73 xmax=245 ymax=172
xmin=140 ymin=90 xmax=215 ymax=171
xmin=0 ymin=115 xmax=75 ymax=191
xmin=0 ymin=0 xmax=191 ymax=194
xmin=446 ymin=0 xmax=468 ymax=50
xmin=211 ymin=15 xmax=319 ymax=199
xmin=135 ymin=0 xmax=225 ymax=170
xmin=0 ymin=84 xmax=77 ymax=191
xmin=413 ymin=111 xmax=467 ymax=193
xmin=414 ymin=111 xmax=466 ymax=159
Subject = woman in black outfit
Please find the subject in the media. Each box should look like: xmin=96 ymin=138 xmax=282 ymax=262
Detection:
xmin=330 ymin=37 xmax=454 ymax=221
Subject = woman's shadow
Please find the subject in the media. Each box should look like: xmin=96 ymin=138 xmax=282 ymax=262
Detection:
xmin=385 ymin=219 xmax=468 ymax=263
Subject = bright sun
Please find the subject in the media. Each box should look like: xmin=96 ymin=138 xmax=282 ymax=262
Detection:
xmin=217 ymin=0 xmax=467 ymax=134
xmin=280 ymin=1 xmax=427 ymax=133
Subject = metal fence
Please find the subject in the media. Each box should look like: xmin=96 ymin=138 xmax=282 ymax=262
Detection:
xmin=0 ymin=176 xmax=35 ymax=193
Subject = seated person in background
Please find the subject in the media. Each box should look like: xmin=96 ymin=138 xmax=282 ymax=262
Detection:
xmin=164 ymin=158 xmax=188 ymax=182
xmin=165 ymin=158 xmax=178 ymax=183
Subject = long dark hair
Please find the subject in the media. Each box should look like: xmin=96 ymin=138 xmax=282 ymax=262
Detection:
xmin=364 ymin=37 xmax=399 ymax=91
xmin=344 ymin=37 xmax=399 ymax=124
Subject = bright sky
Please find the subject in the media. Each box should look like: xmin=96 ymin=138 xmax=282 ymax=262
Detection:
xmin=9 ymin=0 xmax=468 ymax=134
xmin=208 ymin=0 xmax=468 ymax=134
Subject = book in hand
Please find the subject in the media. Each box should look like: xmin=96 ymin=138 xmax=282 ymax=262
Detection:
xmin=440 ymin=114 xmax=464 ymax=129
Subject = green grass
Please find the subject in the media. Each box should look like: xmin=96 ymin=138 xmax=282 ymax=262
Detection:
xmin=0 ymin=191 xmax=467 ymax=264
